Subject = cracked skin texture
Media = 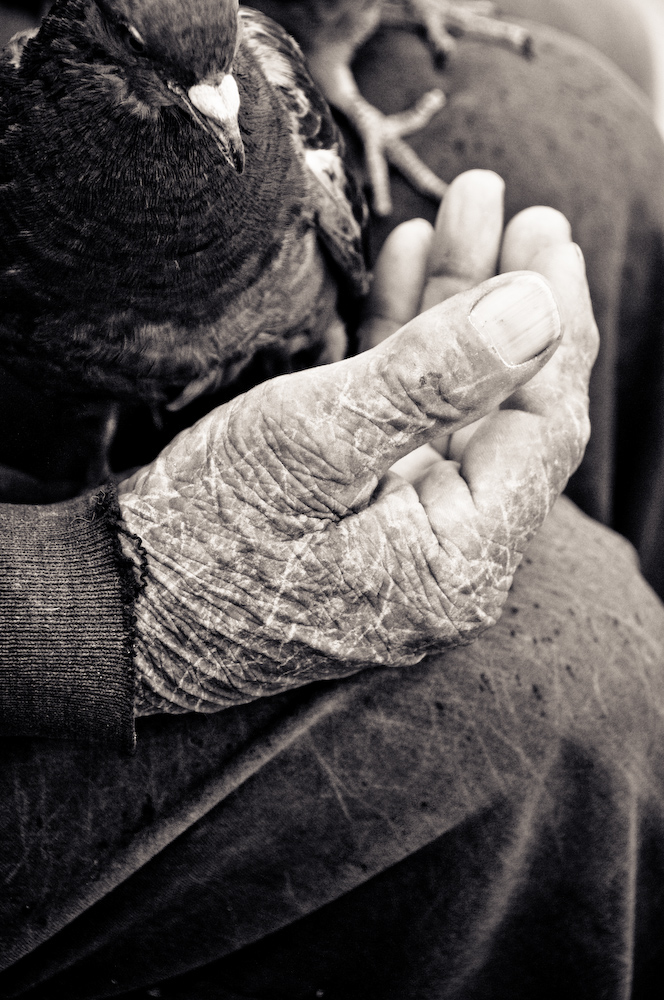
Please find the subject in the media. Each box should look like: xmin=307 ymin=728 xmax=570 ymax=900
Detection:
xmin=116 ymin=21 xmax=647 ymax=713
xmin=4 ymin=17 xmax=664 ymax=988
xmin=120 ymin=243 xmax=596 ymax=714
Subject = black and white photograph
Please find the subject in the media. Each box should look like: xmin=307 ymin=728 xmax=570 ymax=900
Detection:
xmin=1 ymin=2 xmax=664 ymax=997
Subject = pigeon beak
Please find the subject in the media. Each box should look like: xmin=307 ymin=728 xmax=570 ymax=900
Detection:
xmin=187 ymin=75 xmax=245 ymax=174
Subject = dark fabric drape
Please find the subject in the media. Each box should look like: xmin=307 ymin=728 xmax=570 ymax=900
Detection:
xmin=2 ymin=499 xmax=664 ymax=998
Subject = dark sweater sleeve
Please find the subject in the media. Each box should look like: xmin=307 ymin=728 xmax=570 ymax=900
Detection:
xmin=0 ymin=485 xmax=137 ymax=748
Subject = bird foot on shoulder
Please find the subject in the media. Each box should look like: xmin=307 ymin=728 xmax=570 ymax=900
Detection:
xmin=351 ymin=90 xmax=448 ymax=215
xmin=382 ymin=1 xmax=532 ymax=61
xmin=361 ymin=1 xmax=532 ymax=214
xmin=345 ymin=1 xmax=532 ymax=214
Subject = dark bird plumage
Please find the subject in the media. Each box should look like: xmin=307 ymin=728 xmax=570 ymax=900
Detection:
xmin=0 ymin=0 xmax=368 ymax=495
xmin=245 ymin=1 xmax=531 ymax=214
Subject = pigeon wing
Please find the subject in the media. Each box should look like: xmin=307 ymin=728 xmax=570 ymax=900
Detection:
xmin=0 ymin=26 xmax=39 ymax=75
xmin=0 ymin=27 xmax=39 ymax=144
xmin=240 ymin=7 xmax=369 ymax=297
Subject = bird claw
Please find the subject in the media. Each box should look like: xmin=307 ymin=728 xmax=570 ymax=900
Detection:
xmin=441 ymin=2 xmax=532 ymax=57
xmin=362 ymin=0 xmax=532 ymax=213
xmin=351 ymin=90 xmax=447 ymax=216
xmin=382 ymin=0 xmax=532 ymax=62
xmin=380 ymin=88 xmax=446 ymax=141
xmin=308 ymin=0 xmax=533 ymax=216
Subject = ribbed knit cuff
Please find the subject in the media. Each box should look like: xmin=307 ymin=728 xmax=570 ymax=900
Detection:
xmin=0 ymin=486 xmax=137 ymax=748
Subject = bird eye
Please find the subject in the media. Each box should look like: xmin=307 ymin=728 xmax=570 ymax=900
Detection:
xmin=123 ymin=25 xmax=147 ymax=54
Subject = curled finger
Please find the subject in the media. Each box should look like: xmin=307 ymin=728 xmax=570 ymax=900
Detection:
xmin=358 ymin=218 xmax=434 ymax=351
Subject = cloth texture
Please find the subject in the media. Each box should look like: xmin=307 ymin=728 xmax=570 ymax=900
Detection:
xmin=1 ymin=498 xmax=664 ymax=998
xmin=0 ymin=486 xmax=136 ymax=748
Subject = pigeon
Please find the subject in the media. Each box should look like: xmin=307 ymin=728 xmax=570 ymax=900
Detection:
xmin=0 ymin=0 xmax=368 ymax=497
xmin=245 ymin=1 xmax=531 ymax=214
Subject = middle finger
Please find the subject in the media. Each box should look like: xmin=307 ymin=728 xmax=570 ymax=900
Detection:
xmin=421 ymin=169 xmax=506 ymax=311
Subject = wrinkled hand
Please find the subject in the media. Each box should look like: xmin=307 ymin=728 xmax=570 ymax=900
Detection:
xmin=119 ymin=170 xmax=598 ymax=714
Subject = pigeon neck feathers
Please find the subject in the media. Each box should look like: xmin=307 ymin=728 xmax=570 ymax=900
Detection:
xmin=0 ymin=2 xmax=367 ymax=405
xmin=2 ymin=2 xmax=309 ymax=319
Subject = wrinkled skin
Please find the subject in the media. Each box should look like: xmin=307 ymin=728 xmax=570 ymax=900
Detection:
xmin=118 ymin=170 xmax=598 ymax=713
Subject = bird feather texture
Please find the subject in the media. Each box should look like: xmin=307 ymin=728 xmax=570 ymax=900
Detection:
xmin=0 ymin=0 xmax=368 ymax=408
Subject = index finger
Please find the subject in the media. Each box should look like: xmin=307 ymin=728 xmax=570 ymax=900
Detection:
xmin=359 ymin=170 xmax=506 ymax=351
xmin=357 ymin=218 xmax=434 ymax=352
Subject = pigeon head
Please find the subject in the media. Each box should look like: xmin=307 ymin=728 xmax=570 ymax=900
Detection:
xmin=45 ymin=0 xmax=245 ymax=172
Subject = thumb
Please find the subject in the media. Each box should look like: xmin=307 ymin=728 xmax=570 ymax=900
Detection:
xmin=227 ymin=270 xmax=563 ymax=515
